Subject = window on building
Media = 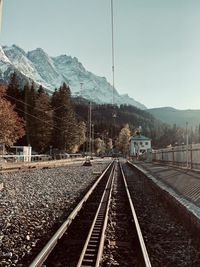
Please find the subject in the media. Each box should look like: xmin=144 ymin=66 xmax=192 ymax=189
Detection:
xmin=145 ymin=142 xmax=148 ymax=145
xmin=140 ymin=142 xmax=143 ymax=145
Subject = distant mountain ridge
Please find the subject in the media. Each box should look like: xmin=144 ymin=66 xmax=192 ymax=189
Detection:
xmin=148 ymin=107 xmax=200 ymax=128
xmin=0 ymin=44 xmax=146 ymax=109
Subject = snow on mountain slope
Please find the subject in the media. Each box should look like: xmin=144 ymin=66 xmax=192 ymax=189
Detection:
xmin=0 ymin=44 xmax=146 ymax=109
xmin=53 ymin=54 xmax=146 ymax=108
xmin=3 ymin=45 xmax=45 ymax=84
xmin=52 ymin=55 xmax=86 ymax=92
xmin=0 ymin=46 xmax=14 ymax=81
xmin=0 ymin=46 xmax=11 ymax=64
xmin=27 ymin=48 xmax=66 ymax=89
xmin=53 ymin=54 xmax=116 ymax=102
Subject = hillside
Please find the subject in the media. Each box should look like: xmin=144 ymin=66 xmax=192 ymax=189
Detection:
xmin=148 ymin=107 xmax=200 ymax=128
xmin=73 ymin=99 xmax=162 ymax=146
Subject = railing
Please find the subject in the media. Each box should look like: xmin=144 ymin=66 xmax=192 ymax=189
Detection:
xmin=152 ymin=143 xmax=200 ymax=170
xmin=0 ymin=154 xmax=85 ymax=163
xmin=0 ymin=154 xmax=31 ymax=162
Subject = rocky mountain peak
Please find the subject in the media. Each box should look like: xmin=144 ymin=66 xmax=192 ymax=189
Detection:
xmin=0 ymin=44 xmax=146 ymax=109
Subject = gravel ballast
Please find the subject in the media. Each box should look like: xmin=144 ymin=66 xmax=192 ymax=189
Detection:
xmin=0 ymin=160 xmax=110 ymax=266
xmin=123 ymin=163 xmax=200 ymax=267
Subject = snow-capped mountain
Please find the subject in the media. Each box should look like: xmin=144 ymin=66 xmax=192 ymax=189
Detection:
xmin=0 ymin=46 xmax=12 ymax=75
xmin=0 ymin=44 xmax=146 ymax=109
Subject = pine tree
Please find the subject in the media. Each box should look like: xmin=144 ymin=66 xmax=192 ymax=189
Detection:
xmin=6 ymin=72 xmax=24 ymax=117
xmin=6 ymin=72 xmax=20 ymax=102
xmin=37 ymin=85 xmax=45 ymax=95
xmin=31 ymin=90 xmax=53 ymax=152
xmin=52 ymin=83 xmax=78 ymax=151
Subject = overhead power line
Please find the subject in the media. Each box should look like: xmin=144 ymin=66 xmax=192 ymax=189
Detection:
xmin=4 ymin=93 xmax=88 ymax=139
xmin=5 ymin=93 xmax=78 ymax=127
xmin=14 ymin=106 xmax=80 ymax=140
xmin=15 ymin=106 xmax=58 ymax=130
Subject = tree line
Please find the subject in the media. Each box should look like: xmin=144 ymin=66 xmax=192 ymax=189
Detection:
xmin=2 ymin=73 xmax=86 ymax=153
xmin=1 ymin=72 xmax=200 ymax=155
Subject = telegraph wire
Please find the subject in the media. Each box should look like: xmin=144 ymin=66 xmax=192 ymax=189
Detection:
xmin=5 ymin=93 xmax=79 ymax=127
xmin=14 ymin=106 xmax=80 ymax=140
xmin=5 ymin=93 xmax=90 ymax=139
xmin=14 ymin=107 xmax=59 ymax=131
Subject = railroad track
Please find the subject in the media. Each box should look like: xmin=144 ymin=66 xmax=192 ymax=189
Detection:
xmin=124 ymin=161 xmax=200 ymax=266
xmin=29 ymin=160 xmax=151 ymax=267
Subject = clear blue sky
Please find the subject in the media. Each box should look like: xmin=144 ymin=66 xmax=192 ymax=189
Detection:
xmin=1 ymin=0 xmax=200 ymax=109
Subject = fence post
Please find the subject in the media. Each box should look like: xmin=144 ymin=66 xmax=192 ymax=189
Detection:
xmin=186 ymin=122 xmax=189 ymax=168
xmin=172 ymin=147 xmax=174 ymax=165
xmin=190 ymin=144 xmax=193 ymax=169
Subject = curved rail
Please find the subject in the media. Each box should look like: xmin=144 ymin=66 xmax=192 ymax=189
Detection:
xmin=29 ymin=160 xmax=114 ymax=267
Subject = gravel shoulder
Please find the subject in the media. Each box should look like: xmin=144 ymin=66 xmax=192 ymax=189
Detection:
xmin=0 ymin=159 xmax=110 ymax=266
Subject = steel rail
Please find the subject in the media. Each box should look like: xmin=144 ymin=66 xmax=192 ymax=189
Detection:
xmin=77 ymin=161 xmax=116 ymax=267
xmin=120 ymin=163 xmax=152 ymax=267
xmin=29 ymin=160 xmax=114 ymax=267
xmin=95 ymin=162 xmax=116 ymax=267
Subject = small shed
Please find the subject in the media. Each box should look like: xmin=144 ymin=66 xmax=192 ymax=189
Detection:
xmin=10 ymin=146 xmax=32 ymax=162
xmin=130 ymin=134 xmax=151 ymax=158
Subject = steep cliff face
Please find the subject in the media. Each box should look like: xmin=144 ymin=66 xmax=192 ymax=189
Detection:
xmin=0 ymin=44 xmax=146 ymax=109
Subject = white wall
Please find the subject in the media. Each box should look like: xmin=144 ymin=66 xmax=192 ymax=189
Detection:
xmin=130 ymin=140 xmax=151 ymax=156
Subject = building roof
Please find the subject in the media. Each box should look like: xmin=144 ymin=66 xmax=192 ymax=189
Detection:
xmin=130 ymin=134 xmax=151 ymax=141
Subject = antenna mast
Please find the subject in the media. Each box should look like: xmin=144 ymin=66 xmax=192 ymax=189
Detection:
xmin=111 ymin=0 xmax=115 ymax=106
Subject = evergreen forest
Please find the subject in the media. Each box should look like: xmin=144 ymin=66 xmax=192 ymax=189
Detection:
xmin=1 ymin=72 xmax=200 ymax=155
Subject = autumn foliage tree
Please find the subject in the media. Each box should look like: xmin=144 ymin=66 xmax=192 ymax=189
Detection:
xmin=118 ymin=124 xmax=131 ymax=156
xmin=94 ymin=137 xmax=105 ymax=154
xmin=0 ymin=86 xmax=25 ymax=146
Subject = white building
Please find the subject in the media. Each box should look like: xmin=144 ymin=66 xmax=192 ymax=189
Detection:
xmin=10 ymin=146 xmax=32 ymax=162
xmin=130 ymin=134 xmax=151 ymax=157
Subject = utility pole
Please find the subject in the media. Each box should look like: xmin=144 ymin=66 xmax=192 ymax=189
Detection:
xmin=83 ymin=102 xmax=92 ymax=166
xmin=92 ymin=124 xmax=94 ymax=155
xmin=186 ymin=121 xmax=189 ymax=168
xmin=111 ymin=0 xmax=117 ymax=152
xmin=89 ymin=102 xmax=92 ymax=157
xmin=111 ymin=0 xmax=115 ymax=106
xmin=80 ymin=82 xmax=86 ymax=154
